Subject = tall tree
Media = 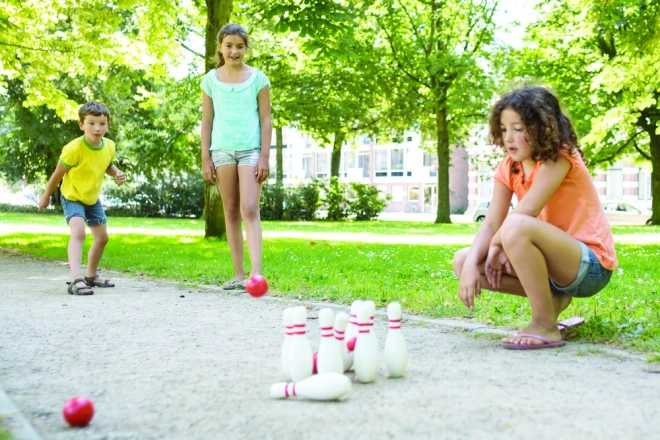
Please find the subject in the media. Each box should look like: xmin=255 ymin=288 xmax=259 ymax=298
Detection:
xmin=509 ymin=0 xmax=660 ymax=224
xmin=0 ymin=0 xmax=185 ymax=119
xmin=368 ymin=0 xmax=498 ymax=223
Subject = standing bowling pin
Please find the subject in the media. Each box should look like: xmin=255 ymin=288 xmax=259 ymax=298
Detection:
xmin=281 ymin=308 xmax=295 ymax=380
xmin=363 ymin=300 xmax=377 ymax=344
xmin=353 ymin=303 xmax=378 ymax=383
xmin=270 ymin=372 xmax=351 ymax=401
xmin=317 ymin=308 xmax=343 ymax=374
xmin=384 ymin=302 xmax=408 ymax=378
xmin=334 ymin=312 xmax=350 ymax=372
xmin=287 ymin=306 xmax=313 ymax=382
xmin=344 ymin=300 xmax=363 ymax=369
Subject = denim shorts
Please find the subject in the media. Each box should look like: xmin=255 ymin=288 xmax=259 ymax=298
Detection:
xmin=211 ymin=149 xmax=261 ymax=168
xmin=61 ymin=194 xmax=107 ymax=227
xmin=550 ymin=241 xmax=612 ymax=298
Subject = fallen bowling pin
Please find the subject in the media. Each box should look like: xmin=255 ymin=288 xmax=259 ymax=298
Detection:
xmin=270 ymin=373 xmax=351 ymax=401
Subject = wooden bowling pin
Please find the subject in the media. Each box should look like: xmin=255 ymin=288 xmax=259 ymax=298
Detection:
xmin=334 ymin=312 xmax=350 ymax=372
xmin=270 ymin=372 xmax=351 ymax=401
xmin=384 ymin=302 xmax=408 ymax=378
xmin=281 ymin=308 xmax=294 ymax=380
xmin=344 ymin=300 xmax=363 ymax=369
xmin=287 ymin=306 xmax=313 ymax=382
xmin=317 ymin=308 xmax=343 ymax=374
xmin=353 ymin=303 xmax=378 ymax=383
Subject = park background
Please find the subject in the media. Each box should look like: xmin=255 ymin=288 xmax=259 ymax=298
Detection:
xmin=1 ymin=1 xmax=659 ymax=353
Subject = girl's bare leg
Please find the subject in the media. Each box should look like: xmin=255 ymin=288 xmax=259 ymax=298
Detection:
xmin=237 ymin=166 xmax=263 ymax=276
xmin=216 ymin=164 xmax=246 ymax=280
xmin=453 ymin=249 xmax=572 ymax=319
xmin=499 ymin=214 xmax=582 ymax=346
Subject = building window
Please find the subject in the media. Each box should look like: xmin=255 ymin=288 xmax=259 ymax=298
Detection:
xmin=375 ymin=150 xmax=388 ymax=177
xmin=478 ymin=169 xmax=492 ymax=200
xmin=408 ymin=186 xmax=419 ymax=201
xmin=316 ymin=152 xmax=328 ymax=178
xmin=359 ymin=154 xmax=370 ymax=178
xmin=392 ymin=185 xmax=403 ymax=202
xmin=302 ymin=156 xmax=312 ymax=179
xmin=606 ymin=169 xmax=623 ymax=199
xmin=391 ymin=149 xmax=404 ymax=171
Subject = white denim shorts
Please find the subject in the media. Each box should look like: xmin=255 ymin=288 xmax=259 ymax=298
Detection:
xmin=211 ymin=149 xmax=261 ymax=168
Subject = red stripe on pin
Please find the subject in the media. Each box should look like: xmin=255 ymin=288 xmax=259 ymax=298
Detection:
xmin=292 ymin=383 xmax=297 ymax=397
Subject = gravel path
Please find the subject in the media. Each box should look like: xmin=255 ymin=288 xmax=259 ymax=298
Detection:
xmin=0 ymin=247 xmax=658 ymax=440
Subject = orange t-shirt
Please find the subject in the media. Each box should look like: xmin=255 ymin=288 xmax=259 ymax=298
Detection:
xmin=494 ymin=149 xmax=618 ymax=271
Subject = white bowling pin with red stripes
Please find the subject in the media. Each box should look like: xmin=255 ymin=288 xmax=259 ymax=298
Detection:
xmin=344 ymin=300 xmax=363 ymax=369
xmin=384 ymin=302 xmax=407 ymax=378
xmin=334 ymin=312 xmax=349 ymax=372
xmin=353 ymin=303 xmax=378 ymax=383
xmin=270 ymin=372 xmax=351 ymax=401
xmin=287 ymin=306 xmax=313 ymax=382
xmin=281 ymin=308 xmax=295 ymax=380
xmin=317 ymin=308 xmax=343 ymax=374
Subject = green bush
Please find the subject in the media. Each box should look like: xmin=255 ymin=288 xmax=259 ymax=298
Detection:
xmin=261 ymin=180 xmax=321 ymax=221
xmin=104 ymin=172 xmax=204 ymax=218
xmin=324 ymin=177 xmax=350 ymax=221
xmin=348 ymin=182 xmax=391 ymax=221
xmin=284 ymin=180 xmax=321 ymax=221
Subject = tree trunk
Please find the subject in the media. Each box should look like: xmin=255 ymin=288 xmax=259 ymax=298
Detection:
xmin=434 ymin=96 xmax=452 ymax=223
xmin=648 ymin=122 xmax=659 ymax=226
xmin=203 ymin=0 xmax=233 ymax=238
xmin=330 ymin=131 xmax=344 ymax=178
xmin=274 ymin=127 xmax=284 ymax=220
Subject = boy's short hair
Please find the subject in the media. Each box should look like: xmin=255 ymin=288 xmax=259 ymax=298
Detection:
xmin=79 ymin=101 xmax=111 ymax=124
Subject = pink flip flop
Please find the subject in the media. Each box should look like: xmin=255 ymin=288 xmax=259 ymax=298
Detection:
xmin=502 ymin=334 xmax=566 ymax=350
xmin=557 ymin=317 xmax=585 ymax=334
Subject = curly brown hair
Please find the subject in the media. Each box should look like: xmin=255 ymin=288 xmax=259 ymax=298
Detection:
xmin=488 ymin=86 xmax=584 ymax=172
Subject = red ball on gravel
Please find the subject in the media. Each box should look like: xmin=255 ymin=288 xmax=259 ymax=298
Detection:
xmin=62 ymin=396 xmax=95 ymax=427
xmin=246 ymin=275 xmax=269 ymax=297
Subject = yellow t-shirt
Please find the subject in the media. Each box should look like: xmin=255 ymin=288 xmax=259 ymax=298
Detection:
xmin=494 ymin=149 xmax=618 ymax=271
xmin=59 ymin=136 xmax=116 ymax=205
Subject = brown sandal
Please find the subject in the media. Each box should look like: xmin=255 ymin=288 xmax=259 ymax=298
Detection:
xmin=68 ymin=278 xmax=94 ymax=296
xmin=84 ymin=274 xmax=115 ymax=288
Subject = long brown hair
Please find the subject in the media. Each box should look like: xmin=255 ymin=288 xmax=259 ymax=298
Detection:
xmin=488 ymin=86 xmax=585 ymax=172
xmin=215 ymin=23 xmax=249 ymax=67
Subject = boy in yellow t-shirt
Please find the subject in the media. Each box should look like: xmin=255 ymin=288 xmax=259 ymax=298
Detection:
xmin=39 ymin=101 xmax=126 ymax=295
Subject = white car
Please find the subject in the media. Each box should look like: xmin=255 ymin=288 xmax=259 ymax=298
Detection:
xmin=602 ymin=202 xmax=652 ymax=225
xmin=473 ymin=201 xmax=514 ymax=222
xmin=0 ymin=193 xmax=38 ymax=207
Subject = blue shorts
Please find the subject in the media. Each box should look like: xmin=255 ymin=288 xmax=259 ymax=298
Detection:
xmin=550 ymin=241 xmax=612 ymax=298
xmin=61 ymin=195 xmax=107 ymax=227
xmin=211 ymin=149 xmax=260 ymax=168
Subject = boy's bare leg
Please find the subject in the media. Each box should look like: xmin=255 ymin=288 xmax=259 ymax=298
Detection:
xmin=216 ymin=164 xmax=246 ymax=280
xmin=499 ymin=214 xmax=582 ymax=346
xmin=86 ymin=223 xmax=109 ymax=278
xmin=238 ymin=166 xmax=263 ymax=277
xmin=67 ymin=217 xmax=87 ymax=289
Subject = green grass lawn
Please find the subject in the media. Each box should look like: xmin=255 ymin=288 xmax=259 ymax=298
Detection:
xmin=1 ymin=212 xmax=659 ymax=352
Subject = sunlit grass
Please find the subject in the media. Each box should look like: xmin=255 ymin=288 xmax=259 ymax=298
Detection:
xmin=1 ymin=213 xmax=660 ymax=351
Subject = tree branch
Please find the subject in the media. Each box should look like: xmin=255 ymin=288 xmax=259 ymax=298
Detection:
xmin=591 ymin=130 xmax=644 ymax=164
xmin=633 ymin=140 xmax=652 ymax=161
xmin=178 ymin=40 xmax=205 ymax=59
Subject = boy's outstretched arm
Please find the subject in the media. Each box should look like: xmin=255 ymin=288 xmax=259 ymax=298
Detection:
xmin=39 ymin=163 xmax=69 ymax=211
xmin=105 ymin=164 xmax=126 ymax=186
